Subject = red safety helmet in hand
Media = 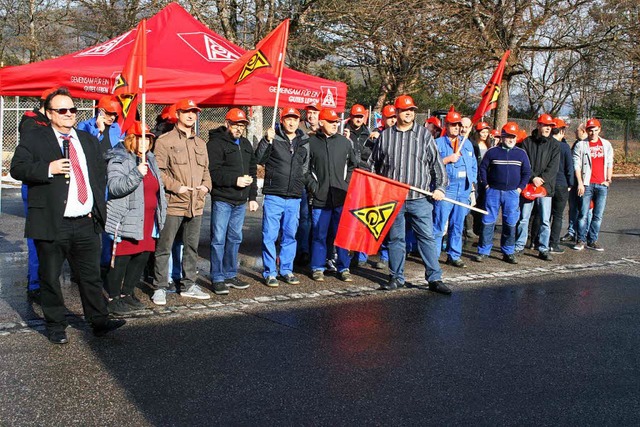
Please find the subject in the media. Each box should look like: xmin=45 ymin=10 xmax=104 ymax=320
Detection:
xmin=522 ymin=183 xmax=547 ymax=201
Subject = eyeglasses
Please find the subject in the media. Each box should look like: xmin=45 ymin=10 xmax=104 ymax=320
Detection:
xmin=49 ymin=107 xmax=78 ymax=114
xmin=229 ymin=123 xmax=247 ymax=129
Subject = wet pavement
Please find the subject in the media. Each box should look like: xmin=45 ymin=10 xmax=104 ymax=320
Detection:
xmin=0 ymin=179 xmax=639 ymax=425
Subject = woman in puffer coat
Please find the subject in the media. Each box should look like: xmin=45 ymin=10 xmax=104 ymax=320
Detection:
xmin=104 ymin=122 xmax=167 ymax=315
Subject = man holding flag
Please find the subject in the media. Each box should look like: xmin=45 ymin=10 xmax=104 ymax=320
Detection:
xmin=369 ymin=95 xmax=451 ymax=294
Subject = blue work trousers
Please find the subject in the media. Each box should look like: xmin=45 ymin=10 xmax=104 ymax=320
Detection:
xmin=477 ymin=188 xmax=520 ymax=256
xmin=262 ymin=195 xmax=301 ymax=278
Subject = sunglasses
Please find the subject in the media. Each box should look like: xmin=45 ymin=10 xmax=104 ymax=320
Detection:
xmin=49 ymin=107 xmax=78 ymax=114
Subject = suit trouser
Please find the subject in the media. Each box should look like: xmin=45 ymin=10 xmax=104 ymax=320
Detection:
xmin=35 ymin=216 xmax=109 ymax=332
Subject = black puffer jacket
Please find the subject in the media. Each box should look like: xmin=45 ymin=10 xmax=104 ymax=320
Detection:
xmin=345 ymin=122 xmax=372 ymax=169
xmin=306 ymin=131 xmax=357 ymax=208
xmin=255 ymin=127 xmax=309 ymax=198
xmin=521 ymin=131 xmax=560 ymax=197
xmin=207 ymin=126 xmax=258 ymax=205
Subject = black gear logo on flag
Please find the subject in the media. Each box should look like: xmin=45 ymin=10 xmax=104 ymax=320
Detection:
xmin=112 ymin=74 xmax=127 ymax=92
xmin=236 ymin=50 xmax=271 ymax=84
xmin=117 ymin=93 xmax=137 ymax=117
xmin=350 ymin=201 xmax=398 ymax=240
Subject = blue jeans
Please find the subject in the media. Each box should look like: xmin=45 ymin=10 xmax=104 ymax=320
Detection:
xmin=295 ymin=189 xmax=312 ymax=255
xmin=311 ymin=206 xmax=350 ymax=272
xmin=210 ymin=201 xmax=246 ymax=282
xmin=478 ymin=188 xmax=520 ymax=256
xmin=388 ymin=198 xmax=442 ymax=284
xmin=516 ymin=196 xmax=552 ymax=252
xmin=22 ymin=184 xmax=40 ymax=291
xmin=577 ymin=184 xmax=608 ymax=244
xmin=168 ymin=237 xmax=184 ymax=285
xmin=433 ymin=190 xmax=471 ymax=261
xmin=262 ymin=195 xmax=301 ymax=278
xmin=357 ymin=242 xmax=389 ymax=263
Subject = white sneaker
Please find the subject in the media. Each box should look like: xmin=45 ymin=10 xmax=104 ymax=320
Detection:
xmin=181 ymin=284 xmax=211 ymax=300
xmin=152 ymin=289 xmax=167 ymax=305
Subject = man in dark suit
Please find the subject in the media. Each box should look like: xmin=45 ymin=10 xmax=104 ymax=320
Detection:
xmin=10 ymin=88 xmax=125 ymax=344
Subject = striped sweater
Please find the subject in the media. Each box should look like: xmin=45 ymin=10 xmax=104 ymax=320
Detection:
xmin=479 ymin=145 xmax=531 ymax=191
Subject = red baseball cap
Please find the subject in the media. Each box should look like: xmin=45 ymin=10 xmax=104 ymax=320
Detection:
xmin=381 ymin=105 xmax=396 ymax=118
xmin=394 ymin=95 xmax=417 ymax=110
xmin=490 ymin=129 xmax=500 ymax=138
xmin=350 ymin=104 xmax=367 ymax=117
xmin=306 ymin=103 xmax=321 ymax=111
xmin=319 ymin=108 xmax=340 ymax=122
xmin=586 ymin=118 xmax=601 ymax=129
xmin=426 ymin=116 xmax=442 ymax=129
xmin=475 ymin=121 xmax=490 ymax=131
xmin=160 ymin=104 xmax=178 ymax=123
xmin=126 ymin=121 xmax=154 ymax=138
xmin=225 ymin=108 xmax=249 ymax=124
xmin=175 ymin=99 xmax=201 ymax=112
xmin=280 ymin=107 xmax=301 ymax=119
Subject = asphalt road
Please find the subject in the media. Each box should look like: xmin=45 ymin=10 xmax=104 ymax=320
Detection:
xmin=0 ymin=179 xmax=638 ymax=425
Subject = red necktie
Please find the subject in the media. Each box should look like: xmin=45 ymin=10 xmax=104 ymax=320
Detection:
xmin=61 ymin=135 xmax=88 ymax=204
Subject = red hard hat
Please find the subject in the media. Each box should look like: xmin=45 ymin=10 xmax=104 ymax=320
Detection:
xmin=381 ymin=105 xmax=396 ymax=118
xmin=586 ymin=118 xmax=601 ymax=129
xmin=490 ymin=129 xmax=500 ymax=138
xmin=126 ymin=121 xmax=153 ymax=138
xmin=96 ymin=95 xmax=121 ymax=113
xmin=280 ymin=106 xmax=301 ymax=118
xmin=394 ymin=95 xmax=417 ymax=110
xmin=516 ymin=129 xmax=528 ymax=143
xmin=475 ymin=121 xmax=490 ymax=131
xmin=225 ymin=108 xmax=249 ymax=124
xmin=175 ymin=99 xmax=201 ymax=112
xmin=522 ymin=183 xmax=548 ymax=201
xmin=445 ymin=110 xmax=462 ymax=124
xmin=537 ymin=113 xmax=555 ymax=126
xmin=426 ymin=116 xmax=442 ymax=129
xmin=160 ymin=104 xmax=178 ymax=123
xmin=350 ymin=104 xmax=367 ymax=117
xmin=319 ymin=108 xmax=339 ymax=121
xmin=501 ymin=121 xmax=519 ymax=136
xmin=553 ymin=118 xmax=567 ymax=129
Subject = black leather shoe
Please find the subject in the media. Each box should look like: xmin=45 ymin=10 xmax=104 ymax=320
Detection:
xmin=48 ymin=330 xmax=68 ymax=344
xmin=446 ymin=257 xmax=467 ymax=268
xmin=93 ymin=319 xmax=126 ymax=337
xmin=502 ymin=253 xmax=518 ymax=264
xmin=538 ymin=251 xmax=552 ymax=261
xmin=380 ymin=278 xmax=400 ymax=291
xmin=428 ymin=281 xmax=452 ymax=295
xmin=27 ymin=289 xmax=41 ymax=305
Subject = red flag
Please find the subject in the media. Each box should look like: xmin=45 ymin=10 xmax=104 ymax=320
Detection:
xmin=471 ymin=50 xmax=510 ymax=124
xmin=113 ymin=19 xmax=147 ymax=134
xmin=335 ymin=170 xmax=410 ymax=255
xmin=221 ymin=19 xmax=289 ymax=88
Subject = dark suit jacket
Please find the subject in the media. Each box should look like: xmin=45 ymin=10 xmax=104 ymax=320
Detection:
xmin=10 ymin=126 xmax=107 ymax=240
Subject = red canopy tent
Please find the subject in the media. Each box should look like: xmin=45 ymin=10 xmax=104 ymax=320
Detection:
xmin=0 ymin=2 xmax=347 ymax=111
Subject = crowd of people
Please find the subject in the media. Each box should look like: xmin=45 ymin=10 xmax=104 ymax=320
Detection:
xmin=10 ymin=88 xmax=613 ymax=344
